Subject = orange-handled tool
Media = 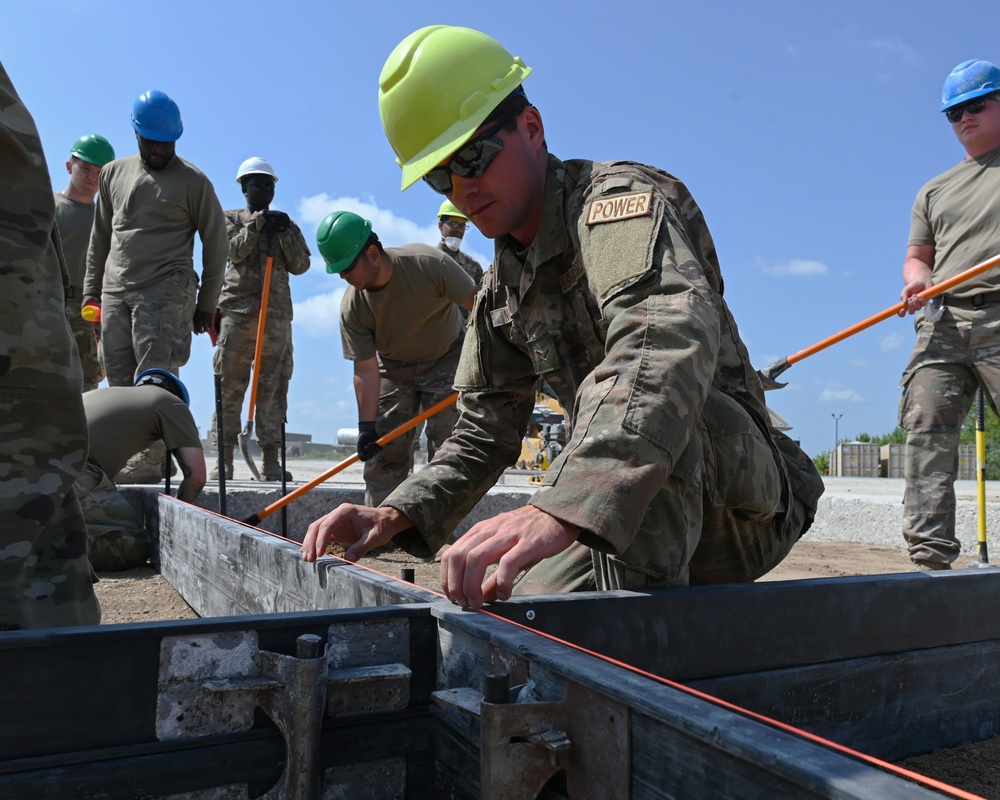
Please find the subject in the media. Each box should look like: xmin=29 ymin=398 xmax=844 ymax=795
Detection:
xmin=242 ymin=392 xmax=459 ymax=526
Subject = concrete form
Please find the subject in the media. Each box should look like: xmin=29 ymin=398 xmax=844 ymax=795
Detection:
xmin=1 ymin=490 xmax=998 ymax=798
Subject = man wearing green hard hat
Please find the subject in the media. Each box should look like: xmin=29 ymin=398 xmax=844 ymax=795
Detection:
xmin=317 ymin=209 xmax=476 ymax=507
xmin=54 ymin=134 xmax=115 ymax=392
xmin=302 ymin=26 xmax=824 ymax=610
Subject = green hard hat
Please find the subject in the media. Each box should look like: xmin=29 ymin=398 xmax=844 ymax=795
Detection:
xmin=70 ymin=134 xmax=115 ymax=167
xmin=317 ymin=211 xmax=373 ymax=274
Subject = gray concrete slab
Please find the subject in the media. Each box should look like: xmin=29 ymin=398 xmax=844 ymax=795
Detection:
xmin=131 ymin=456 xmax=1000 ymax=557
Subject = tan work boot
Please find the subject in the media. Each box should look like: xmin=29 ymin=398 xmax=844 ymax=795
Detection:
xmin=209 ymin=445 xmax=234 ymax=481
xmin=261 ymin=445 xmax=292 ymax=482
xmin=115 ymin=442 xmax=175 ymax=484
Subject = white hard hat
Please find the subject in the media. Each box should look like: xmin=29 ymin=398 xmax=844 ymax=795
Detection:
xmin=236 ymin=156 xmax=278 ymax=184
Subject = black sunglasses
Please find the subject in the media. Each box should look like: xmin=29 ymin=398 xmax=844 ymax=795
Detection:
xmin=422 ymin=110 xmax=519 ymax=195
xmin=945 ymin=94 xmax=996 ymax=123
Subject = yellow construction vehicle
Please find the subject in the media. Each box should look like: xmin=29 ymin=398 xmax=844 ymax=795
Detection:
xmin=517 ymin=388 xmax=567 ymax=480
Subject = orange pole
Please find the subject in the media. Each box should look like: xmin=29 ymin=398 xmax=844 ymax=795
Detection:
xmin=245 ymin=252 xmax=274 ymax=425
xmin=785 ymin=251 xmax=1000 ymax=367
xmin=242 ymin=392 xmax=459 ymax=525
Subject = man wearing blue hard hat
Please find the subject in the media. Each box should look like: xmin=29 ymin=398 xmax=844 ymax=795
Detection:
xmin=83 ymin=89 xmax=227 ymax=483
xmin=897 ymin=59 xmax=1000 ymax=571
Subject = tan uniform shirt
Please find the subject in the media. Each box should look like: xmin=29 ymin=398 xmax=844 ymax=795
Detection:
xmin=84 ymin=386 xmax=201 ymax=476
xmin=909 ymin=143 xmax=1000 ymax=299
xmin=85 ymin=154 xmax=228 ymax=312
xmin=53 ymin=192 xmax=94 ymax=293
xmin=340 ymin=243 xmax=474 ymax=365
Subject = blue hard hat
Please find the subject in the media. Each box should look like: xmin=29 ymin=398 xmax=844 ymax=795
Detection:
xmin=941 ymin=59 xmax=1000 ymax=112
xmin=134 ymin=368 xmax=190 ymax=405
xmin=131 ymin=90 xmax=183 ymax=141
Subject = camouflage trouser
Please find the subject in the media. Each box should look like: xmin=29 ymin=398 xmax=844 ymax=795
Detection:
xmin=100 ymin=272 xmax=197 ymax=386
xmin=211 ymin=312 xmax=293 ymax=449
xmin=0 ymin=64 xmax=101 ymax=629
xmin=66 ymin=297 xmax=104 ymax=391
xmin=0 ymin=390 xmax=101 ymax=629
xmin=74 ymin=463 xmax=150 ymax=571
xmin=365 ymin=339 xmax=463 ymax=507
xmin=515 ymin=389 xmax=823 ymax=595
xmin=899 ymin=303 xmax=1000 ymax=565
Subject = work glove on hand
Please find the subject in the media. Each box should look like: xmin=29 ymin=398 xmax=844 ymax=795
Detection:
xmin=262 ymin=210 xmax=291 ymax=237
xmin=357 ymin=421 xmax=382 ymax=461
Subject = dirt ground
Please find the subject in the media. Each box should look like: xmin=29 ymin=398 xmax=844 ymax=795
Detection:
xmin=93 ymin=539 xmax=1000 ymax=798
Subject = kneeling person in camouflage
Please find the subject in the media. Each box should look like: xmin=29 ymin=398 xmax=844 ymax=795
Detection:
xmin=302 ymin=27 xmax=825 ymax=609
xmin=77 ymin=370 xmax=206 ymax=570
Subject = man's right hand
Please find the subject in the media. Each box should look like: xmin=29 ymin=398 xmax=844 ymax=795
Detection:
xmin=899 ymin=279 xmax=931 ymax=316
xmin=300 ymin=504 xmax=412 ymax=563
xmin=357 ymin=421 xmax=382 ymax=461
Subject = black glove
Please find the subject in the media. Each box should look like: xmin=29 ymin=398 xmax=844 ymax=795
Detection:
xmin=262 ymin=210 xmax=291 ymax=237
xmin=357 ymin=421 xmax=382 ymax=461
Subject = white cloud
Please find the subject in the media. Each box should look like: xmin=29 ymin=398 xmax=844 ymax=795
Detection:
xmin=863 ymin=37 xmax=919 ymax=67
xmin=761 ymin=259 xmax=829 ymax=277
xmin=850 ymin=358 xmax=873 ymax=368
xmin=294 ymin=288 xmax=346 ymax=338
xmin=819 ymin=386 xmax=865 ymax=403
xmin=298 ymin=193 xmax=439 ymax=247
xmin=880 ymin=331 xmax=905 ymax=352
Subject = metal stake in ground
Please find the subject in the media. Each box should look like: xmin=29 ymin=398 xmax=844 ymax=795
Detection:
xmin=237 ymin=233 xmax=277 ymax=479
xmin=241 ymin=392 xmax=458 ymax=526
xmin=759 ymin=252 xmax=1000 ymax=390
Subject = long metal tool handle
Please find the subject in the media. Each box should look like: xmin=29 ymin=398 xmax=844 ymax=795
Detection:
xmin=761 ymin=251 xmax=1000 ymax=386
xmin=242 ymin=392 xmax=459 ymax=526
xmin=246 ymin=238 xmax=277 ymax=426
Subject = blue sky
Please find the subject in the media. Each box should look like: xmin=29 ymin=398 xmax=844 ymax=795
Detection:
xmin=4 ymin=0 xmax=999 ymax=459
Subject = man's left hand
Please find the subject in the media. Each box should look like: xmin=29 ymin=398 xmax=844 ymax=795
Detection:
xmin=440 ymin=505 xmax=580 ymax=610
xmin=192 ymin=309 xmax=215 ymax=334
xmin=263 ymin=210 xmax=291 ymax=236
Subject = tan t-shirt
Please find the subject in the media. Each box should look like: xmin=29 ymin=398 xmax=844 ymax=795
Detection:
xmin=85 ymin=154 xmax=228 ymax=312
xmin=909 ymin=143 xmax=1000 ymax=299
xmin=53 ymin=192 xmax=95 ymax=291
xmin=340 ymin=243 xmax=474 ymax=364
xmin=84 ymin=385 xmax=202 ymax=476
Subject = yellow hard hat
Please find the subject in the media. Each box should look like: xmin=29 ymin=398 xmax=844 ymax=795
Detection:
xmin=437 ymin=200 xmax=468 ymax=221
xmin=378 ymin=25 xmax=532 ymax=191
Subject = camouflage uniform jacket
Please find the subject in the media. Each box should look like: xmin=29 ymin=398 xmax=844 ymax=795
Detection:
xmin=386 ymin=154 xmax=777 ymax=556
xmin=438 ymin=241 xmax=484 ymax=290
xmin=218 ymin=208 xmax=311 ymax=321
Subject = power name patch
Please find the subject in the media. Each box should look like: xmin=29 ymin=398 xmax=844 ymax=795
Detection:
xmin=585 ymin=190 xmax=654 ymax=226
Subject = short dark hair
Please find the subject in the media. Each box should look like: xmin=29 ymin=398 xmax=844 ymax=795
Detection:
xmin=489 ymin=87 xmax=532 ymax=133
xmin=365 ymin=231 xmax=385 ymax=255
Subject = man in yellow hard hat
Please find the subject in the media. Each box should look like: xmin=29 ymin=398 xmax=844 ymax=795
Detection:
xmin=302 ymin=26 xmax=824 ymax=610
xmin=437 ymin=199 xmax=484 ymax=298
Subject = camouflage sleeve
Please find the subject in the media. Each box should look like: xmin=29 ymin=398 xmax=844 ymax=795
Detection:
xmin=226 ymin=209 xmax=264 ymax=264
xmin=194 ymin=179 xmax=229 ymax=312
xmin=278 ymin=221 xmax=312 ymax=275
xmin=530 ymin=177 xmax=720 ymax=556
xmin=382 ymin=291 xmax=538 ymax=551
xmin=84 ymin=169 xmax=113 ymax=297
